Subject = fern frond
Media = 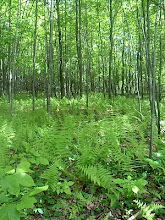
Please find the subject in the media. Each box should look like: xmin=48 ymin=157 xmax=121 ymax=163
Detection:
xmin=134 ymin=200 xmax=164 ymax=220
xmin=0 ymin=122 xmax=15 ymax=168
xmin=150 ymin=190 xmax=161 ymax=199
xmin=41 ymin=162 xmax=61 ymax=191
xmin=79 ymin=164 xmax=117 ymax=193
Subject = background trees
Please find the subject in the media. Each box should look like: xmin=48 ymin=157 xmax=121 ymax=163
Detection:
xmin=0 ymin=0 xmax=164 ymax=98
xmin=0 ymin=0 xmax=164 ymax=156
xmin=0 ymin=1 xmax=165 ymax=218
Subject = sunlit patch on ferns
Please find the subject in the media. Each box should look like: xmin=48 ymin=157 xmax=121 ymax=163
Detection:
xmin=0 ymin=122 xmax=15 ymax=168
xmin=134 ymin=199 xmax=164 ymax=220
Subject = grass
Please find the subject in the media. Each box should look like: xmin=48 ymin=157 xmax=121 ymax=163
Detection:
xmin=0 ymin=94 xmax=165 ymax=220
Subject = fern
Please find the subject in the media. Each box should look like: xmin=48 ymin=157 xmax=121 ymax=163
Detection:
xmin=150 ymin=189 xmax=161 ymax=199
xmin=74 ymin=192 xmax=96 ymax=204
xmin=41 ymin=162 xmax=61 ymax=191
xmin=79 ymin=164 xmax=118 ymax=194
xmin=134 ymin=199 xmax=164 ymax=220
xmin=41 ymin=160 xmax=65 ymax=192
xmin=0 ymin=122 xmax=15 ymax=168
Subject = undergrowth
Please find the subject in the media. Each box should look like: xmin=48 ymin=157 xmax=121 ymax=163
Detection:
xmin=0 ymin=94 xmax=164 ymax=219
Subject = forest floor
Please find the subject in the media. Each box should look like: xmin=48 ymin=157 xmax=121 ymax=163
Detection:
xmin=0 ymin=94 xmax=165 ymax=220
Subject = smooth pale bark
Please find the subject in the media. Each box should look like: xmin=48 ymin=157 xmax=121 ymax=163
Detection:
xmin=97 ymin=0 xmax=105 ymax=97
xmin=75 ymin=0 xmax=79 ymax=78
xmin=90 ymin=32 xmax=94 ymax=92
xmin=113 ymin=47 xmax=117 ymax=96
xmin=108 ymin=0 xmax=113 ymax=99
xmin=47 ymin=0 xmax=53 ymax=114
xmin=121 ymin=8 xmax=125 ymax=95
xmin=156 ymin=5 xmax=162 ymax=135
xmin=32 ymin=0 xmax=38 ymax=111
xmin=43 ymin=0 xmax=48 ymax=108
xmin=150 ymin=5 xmax=159 ymax=158
xmin=125 ymin=56 xmax=129 ymax=95
xmin=124 ymin=7 xmax=143 ymax=121
xmin=141 ymin=0 xmax=148 ymax=93
xmin=136 ymin=0 xmax=143 ymax=99
xmin=128 ymin=51 xmax=132 ymax=95
xmin=85 ymin=0 xmax=89 ymax=108
xmin=8 ymin=0 xmax=12 ymax=101
xmin=65 ymin=0 xmax=69 ymax=97
xmin=11 ymin=0 xmax=20 ymax=117
xmin=77 ymin=0 xmax=83 ymax=97
xmin=56 ymin=0 xmax=64 ymax=99
xmin=147 ymin=0 xmax=152 ymax=103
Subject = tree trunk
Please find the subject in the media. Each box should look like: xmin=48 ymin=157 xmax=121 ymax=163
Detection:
xmin=75 ymin=0 xmax=83 ymax=97
xmin=150 ymin=5 xmax=159 ymax=158
xmin=32 ymin=0 xmax=38 ymax=111
xmin=108 ymin=0 xmax=113 ymax=99
xmin=56 ymin=0 xmax=64 ymax=99
xmin=44 ymin=0 xmax=48 ymax=108
xmin=85 ymin=0 xmax=90 ymax=108
xmin=8 ymin=0 xmax=12 ymax=102
xmin=11 ymin=0 xmax=20 ymax=117
xmin=156 ymin=3 xmax=162 ymax=136
xmin=147 ymin=0 xmax=152 ymax=104
xmin=47 ymin=0 xmax=53 ymax=114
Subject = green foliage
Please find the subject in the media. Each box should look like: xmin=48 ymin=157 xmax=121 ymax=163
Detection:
xmin=0 ymin=95 xmax=164 ymax=219
xmin=0 ymin=162 xmax=48 ymax=220
xmin=0 ymin=204 xmax=20 ymax=220
xmin=80 ymin=164 xmax=117 ymax=193
xmin=134 ymin=200 xmax=164 ymax=220
xmin=41 ymin=162 xmax=62 ymax=191
xmin=0 ymin=122 xmax=15 ymax=168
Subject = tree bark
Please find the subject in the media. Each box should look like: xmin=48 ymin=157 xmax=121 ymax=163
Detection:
xmin=150 ymin=5 xmax=159 ymax=158
xmin=56 ymin=0 xmax=64 ymax=99
xmin=32 ymin=0 xmax=38 ymax=111
xmin=108 ymin=0 xmax=113 ymax=99
xmin=47 ymin=0 xmax=53 ymax=114
xmin=11 ymin=0 xmax=20 ymax=117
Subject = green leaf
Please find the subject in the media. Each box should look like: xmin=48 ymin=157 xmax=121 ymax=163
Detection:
xmin=0 ymin=193 xmax=9 ymax=204
xmin=16 ymin=161 xmax=32 ymax=173
xmin=67 ymin=181 xmax=74 ymax=186
xmin=37 ymin=208 xmax=44 ymax=214
xmin=17 ymin=195 xmax=37 ymax=211
xmin=132 ymin=186 xmax=139 ymax=194
xmin=15 ymin=172 xmax=35 ymax=187
xmin=0 ymin=204 xmax=20 ymax=220
xmin=31 ymin=149 xmax=40 ymax=157
xmin=4 ymin=166 xmax=15 ymax=175
xmin=1 ymin=175 xmax=20 ymax=196
xmin=64 ymin=188 xmax=71 ymax=195
xmin=39 ymin=158 xmax=49 ymax=165
xmin=29 ymin=158 xmax=36 ymax=164
xmin=127 ymin=175 xmax=132 ymax=181
xmin=109 ymin=194 xmax=118 ymax=208
xmin=29 ymin=185 xmax=49 ymax=196
xmin=0 ymin=169 xmax=5 ymax=179
xmin=146 ymin=159 xmax=159 ymax=169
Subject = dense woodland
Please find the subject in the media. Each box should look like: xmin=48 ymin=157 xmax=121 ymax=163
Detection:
xmin=0 ymin=0 xmax=165 ymax=219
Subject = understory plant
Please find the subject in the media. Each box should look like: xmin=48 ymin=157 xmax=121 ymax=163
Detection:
xmin=0 ymin=95 xmax=164 ymax=219
xmin=0 ymin=161 xmax=48 ymax=220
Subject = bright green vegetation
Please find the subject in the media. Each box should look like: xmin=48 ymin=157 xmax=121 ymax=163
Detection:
xmin=0 ymin=94 xmax=164 ymax=220
xmin=1 ymin=0 xmax=164 ymax=219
